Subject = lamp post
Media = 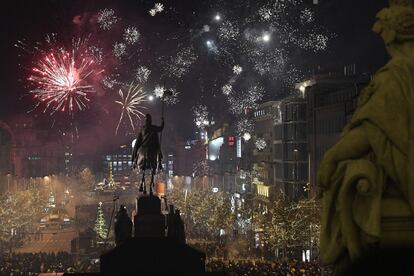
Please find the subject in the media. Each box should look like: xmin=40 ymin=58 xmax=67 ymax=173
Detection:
xmin=7 ymin=174 xmax=11 ymax=193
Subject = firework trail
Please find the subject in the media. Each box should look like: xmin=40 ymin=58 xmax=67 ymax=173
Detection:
xmin=115 ymin=83 xmax=148 ymax=135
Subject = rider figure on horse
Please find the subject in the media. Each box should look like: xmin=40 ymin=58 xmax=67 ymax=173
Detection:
xmin=132 ymin=113 xmax=164 ymax=194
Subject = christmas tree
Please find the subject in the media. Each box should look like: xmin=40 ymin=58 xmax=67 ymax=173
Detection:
xmin=94 ymin=202 xmax=108 ymax=241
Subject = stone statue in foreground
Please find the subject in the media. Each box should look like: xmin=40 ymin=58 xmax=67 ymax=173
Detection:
xmin=318 ymin=0 xmax=414 ymax=273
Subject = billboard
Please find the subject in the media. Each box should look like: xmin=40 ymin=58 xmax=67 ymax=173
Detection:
xmin=208 ymin=137 xmax=224 ymax=161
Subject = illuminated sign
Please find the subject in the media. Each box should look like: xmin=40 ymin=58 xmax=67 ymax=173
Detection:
xmin=208 ymin=137 xmax=224 ymax=161
xmin=228 ymin=136 xmax=235 ymax=146
xmin=237 ymin=137 xmax=242 ymax=157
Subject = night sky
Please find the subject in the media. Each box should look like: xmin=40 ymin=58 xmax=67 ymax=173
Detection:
xmin=0 ymin=0 xmax=388 ymax=155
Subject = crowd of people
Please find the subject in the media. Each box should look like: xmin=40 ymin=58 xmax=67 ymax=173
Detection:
xmin=0 ymin=251 xmax=323 ymax=275
xmin=0 ymin=252 xmax=99 ymax=275
xmin=206 ymin=258 xmax=322 ymax=276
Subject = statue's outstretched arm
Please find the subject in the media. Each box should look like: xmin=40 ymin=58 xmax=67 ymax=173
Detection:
xmin=318 ymin=124 xmax=371 ymax=190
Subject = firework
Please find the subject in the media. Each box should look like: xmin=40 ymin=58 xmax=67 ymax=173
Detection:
xmin=218 ymin=21 xmax=239 ymax=41
xmin=88 ymin=46 xmax=104 ymax=64
xmin=228 ymin=85 xmax=264 ymax=115
xmin=300 ymin=8 xmax=314 ymax=24
xmin=97 ymin=8 xmax=119 ymax=30
xmin=149 ymin=3 xmax=164 ymax=16
xmin=115 ymin=83 xmax=148 ymax=135
xmin=113 ymin=42 xmax=126 ymax=58
xmin=236 ymin=118 xmax=254 ymax=136
xmin=222 ymin=84 xmax=232 ymax=95
xmin=163 ymin=46 xmax=197 ymax=78
xmin=154 ymin=3 xmax=164 ymax=13
xmin=154 ymin=85 xmax=165 ymax=98
xmin=249 ymin=47 xmax=286 ymax=77
xmin=28 ymin=43 xmax=102 ymax=115
xmin=232 ymin=65 xmax=242 ymax=75
xmin=123 ymin=26 xmax=140 ymax=45
xmin=193 ymin=105 xmax=209 ymax=129
xmin=102 ymin=75 xmax=119 ymax=89
xmin=163 ymin=88 xmax=180 ymax=105
xmin=255 ymin=138 xmax=267 ymax=151
xmin=134 ymin=66 xmax=151 ymax=83
xmin=258 ymin=7 xmax=274 ymax=21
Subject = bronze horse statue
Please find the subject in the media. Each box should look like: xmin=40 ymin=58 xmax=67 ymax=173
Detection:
xmin=132 ymin=114 xmax=164 ymax=194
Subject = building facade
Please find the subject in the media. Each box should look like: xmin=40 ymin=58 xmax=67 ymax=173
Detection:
xmin=303 ymin=75 xmax=370 ymax=196
xmin=252 ymin=101 xmax=280 ymax=200
xmin=274 ymin=97 xmax=308 ymax=200
xmin=103 ymin=146 xmax=135 ymax=188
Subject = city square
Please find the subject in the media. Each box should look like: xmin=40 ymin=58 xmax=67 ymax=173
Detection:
xmin=1 ymin=0 xmax=413 ymax=275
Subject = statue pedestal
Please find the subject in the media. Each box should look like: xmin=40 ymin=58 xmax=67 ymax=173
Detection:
xmin=100 ymin=194 xmax=206 ymax=275
xmin=381 ymin=198 xmax=414 ymax=246
xmin=134 ymin=195 xmax=165 ymax=238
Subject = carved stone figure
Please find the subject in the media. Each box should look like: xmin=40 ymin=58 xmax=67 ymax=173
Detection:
xmin=132 ymin=113 xmax=164 ymax=194
xmin=114 ymin=205 xmax=132 ymax=246
xmin=318 ymin=0 xmax=414 ymax=273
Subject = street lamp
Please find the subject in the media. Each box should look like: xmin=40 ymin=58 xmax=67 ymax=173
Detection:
xmin=7 ymin=174 xmax=11 ymax=193
xmin=262 ymin=33 xmax=271 ymax=42
xmin=148 ymin=95 xmax=155 ymax=101
xmin=214 ymin=14 xmax=221 ymax=21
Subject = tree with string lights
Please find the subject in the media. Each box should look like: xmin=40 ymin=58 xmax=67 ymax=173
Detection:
xmin=94 ymin=202 xmax=108 ymax=242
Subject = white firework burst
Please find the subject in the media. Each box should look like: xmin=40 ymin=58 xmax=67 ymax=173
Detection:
xmin=193 ymin=105 xmax=209 ymax=129
xmin=88 ymin=46 xmax=103 ymax=64
xmin=255 ymin=138 xmax=267 ymax=151
xmin=163 ymin=88 xmax=180 ymax=105
xmin=102 ymin=75 xmax=119 ymax=89
xmin=300 ymin=8 xmax=314 ymax=24
xmin=258 ymin=6 xmax=274 ymax=21
xmin=233 ymin=65 xmax=243 ymax=75
xmin=222 ymin=84 xmax=232 ymax=95
xmin=228 ymin=85 xmax=265 ymax=115
xmin=249 ymin=48 xmax=286 ymax=77
xmin=123 ymin=26 xmax=140 ymax=45
xmin=134 ymin=66 xmax=151 ymax=83
xmin=154 ymin=85 xmax=165 ymax=98
xmin=149 ymin=3 xmax=164 ymax=16
xmin=218 ymin=21 xmax=239 ymax=41
xmin=97 ymin=8 xmax=119 ymax=30
xmin=236 ymin=118 xmax=254 ymax=136
xmin=113 ymin=42 xmax=126 ymax=58
xmin=115 ymin=83 xmax=148 ymax=135
xmin=154 ymin=3 xmax=164 ymax=13
xmin=165 ymin=46 xmax=197 ymax=78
